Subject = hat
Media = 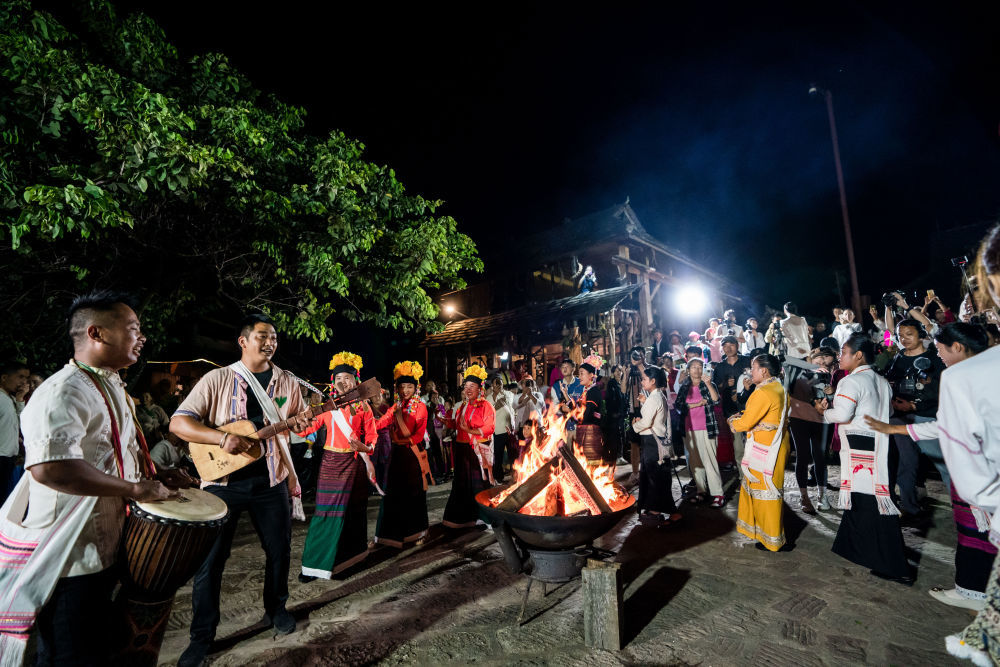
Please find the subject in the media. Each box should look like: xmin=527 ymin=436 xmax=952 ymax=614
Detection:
xmin=579 ymin=353 xmax=605 ymax=375
xmin=329 ymin=352 xmax=363 ymax=380
xmin=463 ymin=364 xmax=489 ymax=386
xmin=393 ymin=361 xmax=423 ymax=386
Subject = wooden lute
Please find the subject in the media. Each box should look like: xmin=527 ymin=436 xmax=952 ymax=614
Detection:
xmin=189 ymin=377 xmax=382 ymax=481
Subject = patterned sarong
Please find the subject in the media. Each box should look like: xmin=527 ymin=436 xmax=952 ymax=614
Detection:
xmin=300 ymin=450 xmax=369 ymax=579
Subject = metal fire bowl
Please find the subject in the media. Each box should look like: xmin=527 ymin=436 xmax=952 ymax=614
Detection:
xmin=475 ymin=485 xmax=636 ymax=550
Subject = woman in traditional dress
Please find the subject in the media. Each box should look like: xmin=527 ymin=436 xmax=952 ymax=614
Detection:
xmin=374 ymin=361 xmax=430 ymax=548
xmin=576 ymin=354 xmax=605 ymax=466
xmin=632 ymin=366 xmax=682 ymax=527
xmin=443 ymin=365 xmax=496 ymax=529
xmin=729 ymin=354 xmax=791 ymax=552
xmin=296 ymin=352 xmax=376 ymax=581
xmin=865 ymin=323 xmax=994 ymax=612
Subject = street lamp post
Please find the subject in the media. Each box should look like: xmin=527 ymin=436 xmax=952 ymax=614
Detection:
xmin=810 ymin=84 xmax=862 ymax=317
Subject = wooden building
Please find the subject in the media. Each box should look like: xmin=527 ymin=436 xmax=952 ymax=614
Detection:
xmin=421 ymin=201 xmax=744 ymax=386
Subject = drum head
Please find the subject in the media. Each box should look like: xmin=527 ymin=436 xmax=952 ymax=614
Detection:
xmin=134 ymin=487 xmax=228 ymax=522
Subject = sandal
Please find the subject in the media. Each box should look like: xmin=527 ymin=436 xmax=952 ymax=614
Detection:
xmin=710 ymin=495 xmax=726 ymax=508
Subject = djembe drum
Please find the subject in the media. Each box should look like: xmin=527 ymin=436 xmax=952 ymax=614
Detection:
xmin=119 ymin=488 xmax=228 ymax=665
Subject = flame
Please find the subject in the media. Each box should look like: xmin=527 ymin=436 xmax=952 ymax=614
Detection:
xmin=491 ymin=392 xmax=629 ymax=516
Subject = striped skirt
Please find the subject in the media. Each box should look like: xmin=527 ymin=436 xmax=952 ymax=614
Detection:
xmin=952 ymin=483 xmax=998 ymax=596
xmin=300 ymin=450 xmax=369 ymax=579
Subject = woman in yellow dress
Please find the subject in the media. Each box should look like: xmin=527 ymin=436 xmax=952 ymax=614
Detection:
xmin=728 ymin=353 xmax=791 ymax=552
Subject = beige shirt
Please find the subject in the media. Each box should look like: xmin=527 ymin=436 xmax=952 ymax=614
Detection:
xmin=173 ymin=364 xmax=304 ymax=487
xmin=20 ymin=363 xmax=142 ymax=577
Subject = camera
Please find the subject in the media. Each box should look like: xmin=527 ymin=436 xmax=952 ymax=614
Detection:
xmin=799 ymin=369 xmax=832 ymax=401
xmin=629 ymin=347 xmax=645 ymax=364
xmin=893 ymin=357 xmax=933 ymax=401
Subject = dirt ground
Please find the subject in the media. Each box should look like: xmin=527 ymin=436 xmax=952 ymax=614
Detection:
xmin=157 ymin=461 xmax=973 ymax=666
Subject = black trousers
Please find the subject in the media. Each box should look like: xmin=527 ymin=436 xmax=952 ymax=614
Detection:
xmin=189 ymin=475 xmax=291 ymax=645
xmin=493 ymin=433 xmax=515 ymax=483
xmin=35 ymin=567 xmax=119 ymax=666
xmin=789 ymin=418 xmax=828 ymax=489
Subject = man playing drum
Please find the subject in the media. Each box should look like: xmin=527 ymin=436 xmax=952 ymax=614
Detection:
xmin=11 ymin=291 xmax=179 ymax=664
xmin=170 ymin=314 xmax=312 ymax=667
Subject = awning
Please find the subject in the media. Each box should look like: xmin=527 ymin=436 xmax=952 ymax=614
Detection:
xmin=421 ymin=284 xmax=639 ymax=348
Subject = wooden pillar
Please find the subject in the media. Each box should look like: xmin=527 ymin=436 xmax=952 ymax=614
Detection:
xmin=608 ymin=307 xmax=617 ymax=365
xmin=638 ymin=272 xmax=652 ymax=349
xmin=582 ymin=559 xmax=623 ymax=650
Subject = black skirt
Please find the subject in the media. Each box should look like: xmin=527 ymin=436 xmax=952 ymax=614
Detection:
xmin=376 ymin=443 xmax=428 ymax=545
xmin=443 ymin=441 xmax=489 ymax=527
xmin=832 ymin=492 xmax=910 ymax=579
xmin=638 ymin=435 xmax=676 ymax=513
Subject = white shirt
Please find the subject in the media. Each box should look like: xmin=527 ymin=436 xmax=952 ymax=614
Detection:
xmin=741 ymin=330 xmax=766 ymax=356
xmin=822 ymin=365 xmax=890 ymax=436
xmin=150 ymin=438 xmax=183 ymax=469
xmin=781 ymin=315 xmax=812 ymax=360
xmin=0 ymin=390 xmax=23 ymax=457
xmin=717 ymin=323 xmax=744 ymax=342
xmin=633 ymin=389 xmax=669 ymax=438
xmin=486 ymin=389 xmax=516 ymax=434
xmin=514 ymin=390 xmax=545 ymax=427
xmin=831 ymin=322 xmax=861 ymax=348
xmin=937 ymin=345 xmax=1000 ymax=527
xmin=20 ymin=363 xmax=142 ymax=577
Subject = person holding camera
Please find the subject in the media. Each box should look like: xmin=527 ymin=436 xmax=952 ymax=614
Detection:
xmin=884 ymin=318 xmax=947 ymax=520
xmin=742 ymin=317 xmax=766 ymax=356
xmin=764 ymin=315 xmax=784 ymax=358
xmin=883 ymin=292 xmax=937 ymax=344
xmin=515 ymin=377 xmax=545 ymax=429
xmin=787 ymin=347 xmax=837 ymax=513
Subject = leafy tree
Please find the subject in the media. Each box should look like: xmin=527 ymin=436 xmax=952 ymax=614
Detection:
xmin=0 ymin=0 xmax=481 ymax=368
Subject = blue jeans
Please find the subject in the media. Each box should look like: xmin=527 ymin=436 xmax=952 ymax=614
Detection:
xmin=189 ymin=475 xmax=291 ymax=645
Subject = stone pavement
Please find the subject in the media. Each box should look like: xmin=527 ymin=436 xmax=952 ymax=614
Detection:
xmin=158 ymin=463 xmax=974 ymax=666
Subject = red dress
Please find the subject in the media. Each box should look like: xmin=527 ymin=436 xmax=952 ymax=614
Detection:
xmin=443 ymin=396 xmax=496 ymax=528
xmin=373 ymin=398 xmax=430 ymax=547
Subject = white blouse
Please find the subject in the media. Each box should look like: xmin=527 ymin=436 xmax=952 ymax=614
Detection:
xmin=633 ymin=389 xmax=669 ymax=438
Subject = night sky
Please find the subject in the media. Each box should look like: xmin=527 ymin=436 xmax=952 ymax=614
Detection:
xmin=106 ymin=2 xmax=1000 ymax=314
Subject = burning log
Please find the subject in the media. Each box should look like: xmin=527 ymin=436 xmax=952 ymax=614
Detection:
xmin=542 ymin=482 xmax=563 ymax=517
xmin=557 ymin=444 xmax=613 ymax=514
xmin=496 ymin=458 xmax=560 ymax=513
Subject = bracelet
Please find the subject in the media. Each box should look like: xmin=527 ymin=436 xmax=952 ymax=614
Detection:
xmin=219 ymin=431 xmax=227 ymax=447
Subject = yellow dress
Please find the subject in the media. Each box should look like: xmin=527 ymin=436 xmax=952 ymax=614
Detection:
xmin=729 ymin=379 xmax=790 ymax=551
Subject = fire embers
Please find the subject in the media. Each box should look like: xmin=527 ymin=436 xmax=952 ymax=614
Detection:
xmin=492 ymin=400 xmax=629 ymax=516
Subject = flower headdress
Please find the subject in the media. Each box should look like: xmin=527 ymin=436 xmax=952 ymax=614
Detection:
xmin=329 ymin=351 xmax=363 ymax=385
xmin=580 ymin=353 xmax=605 ymax=375
xmin=393 ymin=361 xmax=424 ymax=385
xmin=463 ymin=364 xmax=489 ymax=386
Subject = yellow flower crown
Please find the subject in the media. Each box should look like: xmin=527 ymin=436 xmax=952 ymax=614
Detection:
xmin=393 ymin=360 xmax=424 ymax=382
xmin=464 ymin=364 xmax=489 ymax=382
xmin=329 ymin=351 xmax=363 ymax=372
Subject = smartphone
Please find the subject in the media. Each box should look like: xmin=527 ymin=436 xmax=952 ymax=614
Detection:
xmin=927 ymin=289 xmax=936 ymax=299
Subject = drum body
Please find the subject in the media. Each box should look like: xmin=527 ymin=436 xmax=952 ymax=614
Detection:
xmin=575 ymin=424 xmax=604 ymax=462
xmin=121 ymin=488 xmax=228 ymax=601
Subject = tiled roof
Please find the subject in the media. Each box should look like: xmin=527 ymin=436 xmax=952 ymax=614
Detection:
xmin=421 ymin=284 xmax=639 ymax=348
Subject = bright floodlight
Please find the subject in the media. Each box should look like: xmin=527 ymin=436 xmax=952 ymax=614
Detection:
xmin=674 ymin=285 xmax=710 ymax=317
xmin=443 ymin=304 xmax=455 ymax=315
xmin=500 ymin=351 xmax=509 ymax=361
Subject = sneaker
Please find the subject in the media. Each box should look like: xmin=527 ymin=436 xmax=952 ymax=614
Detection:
xmin=710 ymin=495 xmax=726 ymax=508
xmin=929 ymin=586 xmax=986 ymax=611
xmin=177 ymin=641 xmax=210 ymax=667
xmin=817 ymin=493 xmax=831 ymax=511
xmin=264 ymin=609 xmax=296 ymax=636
